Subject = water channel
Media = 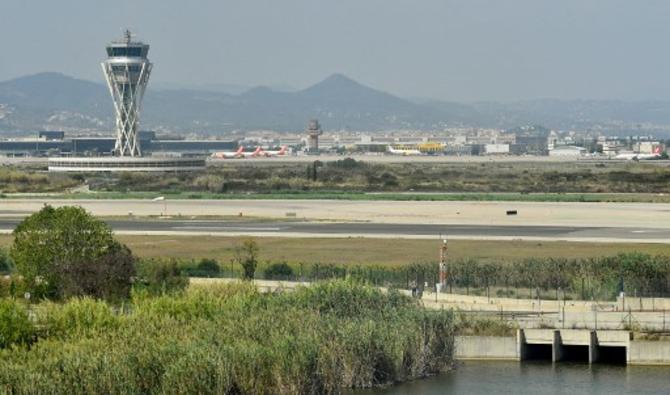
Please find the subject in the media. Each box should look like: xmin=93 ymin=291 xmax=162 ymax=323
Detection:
xmin=360 ymin=361 xmax=670 ymax=395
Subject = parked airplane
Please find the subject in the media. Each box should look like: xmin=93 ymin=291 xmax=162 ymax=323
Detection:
xmin=615 ymin=146 xmax=662 ymax=161
xmin=240 ymin=147 xmax=263 ymax=158
xmin=387 ymin=146 xmax=422 ymax=156
xmin=210 ymin=146 xmax=244 ymax=159
xmin=259 ymin=146 xmax=288 ymax=157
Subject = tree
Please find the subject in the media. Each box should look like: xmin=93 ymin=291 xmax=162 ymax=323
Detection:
xmin=10 ymin=205 xmax=135 ymax=300
xmin=59 ymin=242 xmax=136 ymax=300
xmin=233 ymin=239 xmax=259 ymax=280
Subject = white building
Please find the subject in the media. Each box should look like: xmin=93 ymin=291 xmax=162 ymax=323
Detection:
xmin=549 ymin=146 xmax=586 ymax=157
xmin=484 ymin=144 xmax=510 ymax=154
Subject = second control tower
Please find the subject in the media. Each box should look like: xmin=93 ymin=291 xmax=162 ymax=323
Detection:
xmin=102 ymin=30 xmax=152 ymax=157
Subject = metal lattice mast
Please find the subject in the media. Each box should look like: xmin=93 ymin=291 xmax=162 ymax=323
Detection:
xmin=439 ymin=239 xmax=448 ymax=292
xmin=102 ymin=30 xmax=152 ymax=157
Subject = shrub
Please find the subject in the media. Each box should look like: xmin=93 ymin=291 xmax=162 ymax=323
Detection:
xmin=263 ymin=262 xmax=294 ymax=280
xmin=178 ymin=258 xmax=221 ymax=277
xmin=37 ymin=297 xmax=119 ymax=339
xmin=10 ymin=205 xmax=135 ymax=300
xmin=136 ymin=260 xmax=189 ymax=295
xmin=196 ymin=258 xmax=221 ymax=275
xmin=0 ymin=299 xmax=34 ymax=348
xmin=233 ymin=239 xmax=259 ymax=280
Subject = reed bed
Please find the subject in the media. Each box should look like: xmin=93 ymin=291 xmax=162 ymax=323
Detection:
xmin=0 ymin=280 xmax=454 ymax=394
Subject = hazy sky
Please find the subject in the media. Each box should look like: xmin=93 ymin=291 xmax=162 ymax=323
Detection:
xmin=2 ymin=0 xmax=670 ymax=102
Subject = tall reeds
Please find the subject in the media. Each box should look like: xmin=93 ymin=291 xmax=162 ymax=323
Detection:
xmin=0 ymin=280 xmax=454 ymax=394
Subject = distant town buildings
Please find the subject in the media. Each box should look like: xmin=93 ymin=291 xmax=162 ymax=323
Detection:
xmin=0 ymin=125 xmax=667 ymax=160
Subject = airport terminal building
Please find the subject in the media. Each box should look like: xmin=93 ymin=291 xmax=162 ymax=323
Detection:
xmin=0 ymin=131 xmax=237 ymax=157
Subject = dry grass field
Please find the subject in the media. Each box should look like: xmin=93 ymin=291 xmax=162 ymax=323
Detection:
xmin=2 ymin=234 xmax=666 ymax=266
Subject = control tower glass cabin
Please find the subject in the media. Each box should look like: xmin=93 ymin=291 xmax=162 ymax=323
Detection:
xmin=102 ymin=30 xmax=152 ymax=157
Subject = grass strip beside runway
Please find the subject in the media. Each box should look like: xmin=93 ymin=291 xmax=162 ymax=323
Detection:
xmin=2 ymin=235 xmax=667 ymax=266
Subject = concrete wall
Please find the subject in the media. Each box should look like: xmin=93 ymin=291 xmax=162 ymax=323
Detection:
xmin=617 ymin=296 xmax=670 ymax=311
xmin=422 ymin=292 xmax=617 ymax=313
xmin=629 ymin=341 xmax=670 ymax=365
xmin=455 ymin=336 xmax=519 ymax=361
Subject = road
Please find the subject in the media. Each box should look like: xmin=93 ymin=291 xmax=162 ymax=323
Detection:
xmin=0 ymin=217 xmax=669 ymax=242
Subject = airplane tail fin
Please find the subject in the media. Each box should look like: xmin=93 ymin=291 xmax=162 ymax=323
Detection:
xmin=253 ymin=147 xmax=262 ymax=155
xmin=279 ymin=146 xmax=287 ymax=154
xmin=654 ymin=146 xmax=662 ymax=154
xmin=236 ymin=146 xmax=244 ymax=154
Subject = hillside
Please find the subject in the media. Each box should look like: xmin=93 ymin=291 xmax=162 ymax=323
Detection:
xmin=1 ymin=72 xmax=670 ymax=134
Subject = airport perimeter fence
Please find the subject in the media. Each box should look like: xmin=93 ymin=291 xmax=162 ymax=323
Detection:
xmin=178 ymin=252 xmax=670 ymax=304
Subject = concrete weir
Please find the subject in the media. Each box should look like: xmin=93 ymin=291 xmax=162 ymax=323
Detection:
xmin=520 ymin=329 xmax=629 ymax=364
xmin=456 ymin=330 xmax=670 ymax=365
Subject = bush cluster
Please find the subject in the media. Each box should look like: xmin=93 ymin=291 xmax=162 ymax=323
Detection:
xmin=84 ymin=161 xmax=670 ymax=195
xmin=0 ymin=299 xmax=33 ymax=348
xmin=0 ymin=280 xmax=454 ymax=394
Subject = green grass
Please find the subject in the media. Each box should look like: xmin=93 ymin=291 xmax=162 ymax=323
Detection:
xmin=3 ymin=235 xmax=669 ymax=267
xmin=5 ymin=190 xmax=670 ymax=202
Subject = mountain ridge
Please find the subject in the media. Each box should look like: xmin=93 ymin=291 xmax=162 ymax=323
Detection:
xmin=2 ymin=72 xmax=670 ymax=134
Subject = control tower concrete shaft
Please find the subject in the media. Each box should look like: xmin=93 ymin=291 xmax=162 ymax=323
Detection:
xmin=102 ymin=30 xmax=152 ymax=157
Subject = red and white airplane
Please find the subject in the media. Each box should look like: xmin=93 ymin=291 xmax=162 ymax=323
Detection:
xmin=210 ymin=146 xmax=244 ymax=159
xmin=259 ymin=146 xmax=288 ymax=157
xmin=615 ymin=146 xmax=663 ymax=161
xmin=240 ymin=146 xmax=263 ymax=158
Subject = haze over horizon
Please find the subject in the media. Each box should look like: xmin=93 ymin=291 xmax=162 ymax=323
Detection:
xmin=2 ymin=0 xmax=670 ymax=102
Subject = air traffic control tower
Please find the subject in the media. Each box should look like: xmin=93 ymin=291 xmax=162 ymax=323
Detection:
xmin=103 ymin=30 xmax=152 ymax=157
xmin=49 ymin=31 xmax=204 ymax=172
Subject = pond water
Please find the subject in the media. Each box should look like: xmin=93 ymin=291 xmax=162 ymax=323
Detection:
xmin=360 ymin=361 xmax=670 ymax=395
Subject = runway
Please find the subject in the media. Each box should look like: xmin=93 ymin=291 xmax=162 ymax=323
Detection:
xmin=0 ymin=218 xmax=669 ymax=242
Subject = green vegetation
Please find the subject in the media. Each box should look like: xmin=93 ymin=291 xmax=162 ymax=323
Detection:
xmin=443 ymin=253 xmax=670 ymax=300
xmin=165 ymin=252 xmax=670 ymax=302
xmin=10 ymin=206 xmax=136 ymax=300
xmin=0 ymin=299 xmax=34 ymax=348
xmin=5 ymin=160 xmax=670 ymax=201
xmin=62 ymin=236 xmax=670 ymax=267
xmin=0 ymin=248 xmax=11 ymax=273
xmin=11 ymin=190 xmax=670 ymax=203
xmin=0 ymin=166 xmax=80 ymax=193
xmin=233 ymin=238 xmax=260 ymax=280
xmin=454 ymin=313 xmax=517 ymax=337
xmin=0 ymin=281 xmax=455 ymax=394
xmin=264 ymin=262 xmax=295 ymax=280
xmin=91 ymin=159 xmax=670 ymax=194
xmin=135 ymin=259 xmax=189 ymax=296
